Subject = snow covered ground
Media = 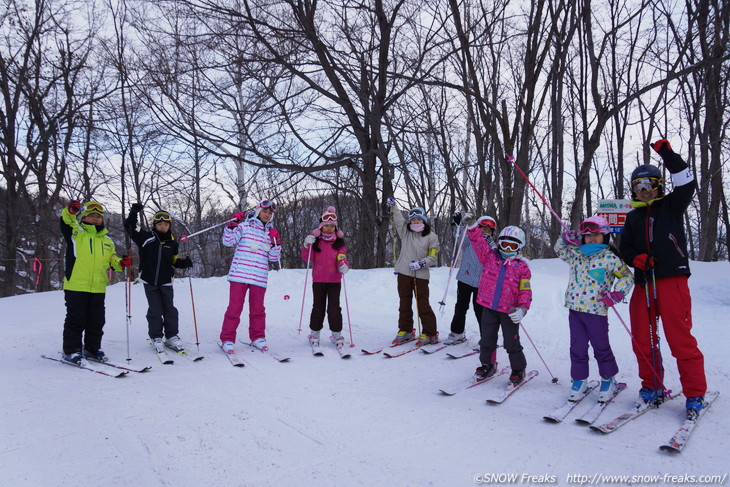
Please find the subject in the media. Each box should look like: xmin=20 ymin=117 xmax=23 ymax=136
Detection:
xmin=2 ymin=259 xmax=729 ymax=486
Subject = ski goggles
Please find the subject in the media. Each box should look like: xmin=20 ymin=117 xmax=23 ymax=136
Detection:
xmin=259 ymin=200 xmax=277 ymax=212
xmin=82 ymin=202 xmax=105 ymax=215
xmin=498 ymin=239 xmax=520 ymax=252
xmin=153 ymin=211 xmax=172 ymax=223
xmin=478 ymin=218 xmax=497 ymax=229
xmin=321 ymin=213 xmax=337 ymax=222
xmin=408 ymin=210 xmax=426 ymax=220
xmin=579 ymin=221 xmax=604 ymax=234
xmin=631 ymin=177 xmax=660 ymax=193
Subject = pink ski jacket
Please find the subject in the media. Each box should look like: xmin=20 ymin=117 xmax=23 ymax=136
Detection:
xmin=468 ymin=226 xmax=532 ymax=313
xmin=301 ymin=238 xmax=348 ymax=283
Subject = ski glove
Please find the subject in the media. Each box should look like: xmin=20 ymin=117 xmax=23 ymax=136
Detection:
xmin=231 ymin=211 xmax=247 ymax=223
xmin=269 ymin=228 xmax=281 ymax=246
xmin=561 ymin=229 xmax=581 ymax=246
xmin=386 ymin=197 xmax=396 ymax=208
xmin=67 ymin=200 xmax=81 ymax=215
xmin=600 ymin=291 xmax=624 ymax=307
xmin=650 ymin=139 xmax=686 ymax=173
xmin=304 ymin=234 xmax=316 ymax=247
xmin=508 ymin=307 xmax=526 ymax=324
xmin=338 ymin=262 xmax=350 ymax=275
xmin=175 ymin=256 xmax=193 ymax=269
xmin=119 ymin=255 xmax=133 ymax=269
xmin=452 ymin=212 xmax=462 ymax=226
xmin=462 ymin=212 xmax=474 ymax=225
xmin=408 ymin=259 xmax=427 ymax=271
xmin=651 ymin=139 xmax=672 ymax=156
xmin=632 ymin=254 xmax=655 ymax=271
xmin=130 ymin=202 xmax=143 ymax=213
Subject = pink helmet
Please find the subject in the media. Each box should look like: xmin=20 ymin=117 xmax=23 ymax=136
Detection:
xmin=579 ymin=216 xmax=610 ymax=235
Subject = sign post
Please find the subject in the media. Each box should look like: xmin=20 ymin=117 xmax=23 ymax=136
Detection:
xmin=596 ymin=199 xmax=632 ymax=234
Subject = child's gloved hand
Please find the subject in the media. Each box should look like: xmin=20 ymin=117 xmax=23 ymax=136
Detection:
xmin=304 ymin=235 xmax=316 ymax=247
xmin=338 ymin=261 xmax=350 ymax=275
xmin=231 ymin=212 xmax=247 ymax=223
xmin=269 ymin=228 xmax=281 ymax=246
xmin=67 ymin=200 xmax=81 ymax=215
xmin=386 ymin=197 xmax=395 ymax=208
xmin=461 ymin=213 xmax=474 ymax=225
xmin=632 ymin=254 xmax=655 ymax=270
xmin=408 ymin=259 xmax=426 ymax=271
xmin=130 ymin=202 xmax=144 ymax=213
xmin=600 ymin=291 xmax=624 ymax=307
xmin=561 ymin=229 xmax=581 ymax=246
xmin=508 ymin=307 xmax=526 ymax=323
xmin=119 ymin=255 xmax=133 ymax=269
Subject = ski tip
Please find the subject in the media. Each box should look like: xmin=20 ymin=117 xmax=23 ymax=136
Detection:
xmin=543 ymin=416 xmax=561 ymax=423
xmin=659 ymin=445 xmax=681 ymax=454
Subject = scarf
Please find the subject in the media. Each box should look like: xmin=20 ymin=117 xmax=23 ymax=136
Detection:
xmin=579 ymin=243 xmax=608 ymax=256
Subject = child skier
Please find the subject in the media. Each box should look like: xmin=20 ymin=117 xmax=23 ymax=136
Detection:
xmin=556 ymin=216 xmax=633 ymax=402
xmin=387 ymin=198 xmax=440 ymax=346
xmin=301 ymin=206 xmax=350 ymax=350
xmin=60 ymin=200 xmax=130 ymax=363
xmin=446 ymin=214 xmax=498 ymax=345
xmin=464 ymin=214 xmax=531 ymax=385
xmin=124 ymin=204 xmax=193 ymax=354
xmin=219 ymin=200 xmax=282 ymax=353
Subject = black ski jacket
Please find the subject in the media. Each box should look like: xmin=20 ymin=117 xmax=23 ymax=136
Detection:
xmin=620 ymin=162 xmax=695 ymax=286
xmin=125 ymin=211 xmax=184 ymax=286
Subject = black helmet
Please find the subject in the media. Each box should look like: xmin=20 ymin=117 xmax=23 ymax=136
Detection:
xmin=630 ymin=164 xmax=664 ymax=198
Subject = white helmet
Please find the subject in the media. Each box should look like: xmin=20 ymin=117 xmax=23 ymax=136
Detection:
xmin=497 ymin=225 xmax=526 ymax=254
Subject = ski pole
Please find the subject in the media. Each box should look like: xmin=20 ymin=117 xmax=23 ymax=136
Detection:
xmin=180 ymin=218 xmax=235 ymax=242
xmin=645 ymin=266 xmax=663 ymax=393
xmin=516 ymin=317 xmax=558 ymax=383
xmin=438 ymin=224 xmax=469 ymax=313
xmin=188 ymin=274 xmax=200 ymax=351
xmin=297 ymin=247 xmax=312 ymax=335
xmin=412 ymin=272 xmax=423 ymax=337
xmin=390 ymin=207 xmax=397 ymax=275
xmin=342 ymin=275 xmax=355 ymax=347
xmin=506 ymin=154 xmax=570 ymax=231
xmin=125 ymin=255 xmax=132 ymax=363
xmin=608 ymin=303 xmax=668 ymax=392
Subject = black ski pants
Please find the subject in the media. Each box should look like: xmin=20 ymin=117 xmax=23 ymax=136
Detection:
xmin=479 ymin=307 xmax=526 ymax=372
xmin=63 ymin=290 xmax=106 ymax=355
xmin=449 ymin=280 xmax=483 ymax=335
xmin=144 ymin=284 xmax=180 ymax=339
xmin=309 ymin=282 xmax=343 ymax=333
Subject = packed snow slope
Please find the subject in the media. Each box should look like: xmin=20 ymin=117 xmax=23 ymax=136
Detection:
xmin=2 ymin=259 xmax=729 ymax=486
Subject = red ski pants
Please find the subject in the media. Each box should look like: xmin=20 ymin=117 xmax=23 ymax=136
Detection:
xmin=629 ymin=275 xmax=706 ymax=398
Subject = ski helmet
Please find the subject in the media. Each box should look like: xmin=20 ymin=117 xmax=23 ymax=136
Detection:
xmin=630 ymin=164 xmax=664 ymax=197
xmin=477 ymin=216 xmax=497 ymax=229
xmin=152 ymin=210 xmax=172 ymax=224
xmin=497 ymin=225 xmax=526 ymax=256
xmin=579 ymin=216 xmax=610 ymax=235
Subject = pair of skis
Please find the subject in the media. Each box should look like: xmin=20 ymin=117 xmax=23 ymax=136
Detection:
xmin=311 ymin=336 xmax=352 ymax=359
xmin=41 ymin=353 xmax=150 ymax=378
xmin=543 ymin=382 xmax=627 ymax=424
xmin=589 ymin=390 xmax=719 ymax=453
xmin=439 ymin=367 xmax=539 ymax=404
xmin=147 ymin=339 xmax=204 ymax=365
